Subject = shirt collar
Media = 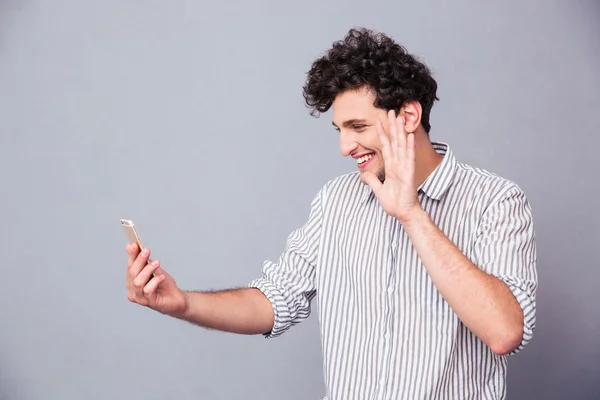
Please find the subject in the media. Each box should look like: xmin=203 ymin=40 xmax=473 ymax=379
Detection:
xmin=360 ymin=141 xmax=457 ymax=203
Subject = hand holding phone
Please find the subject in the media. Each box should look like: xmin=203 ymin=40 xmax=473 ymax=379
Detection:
xmin=121 ymin=218 xmax=188 ymax=317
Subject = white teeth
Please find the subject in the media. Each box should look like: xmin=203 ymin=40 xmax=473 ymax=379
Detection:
xmin=357 ymin=154 xmax=374 ymax=164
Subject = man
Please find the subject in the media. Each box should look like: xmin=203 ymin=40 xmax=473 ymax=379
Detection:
xmin=125 ymin=28 xmax=538 ymax=399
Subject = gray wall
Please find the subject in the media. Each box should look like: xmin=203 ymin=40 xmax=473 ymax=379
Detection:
xmin=1 ymin=1 xmax=598 ymax=399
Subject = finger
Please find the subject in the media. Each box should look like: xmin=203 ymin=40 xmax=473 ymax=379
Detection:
xmin=126 ymin=243 xmax=139 ymax=270
xmin=153 ymin=266 xmax=171 ymax=282
xmin=362 ymin=171 xmax=383 ymax=193
xmin=396 ymin=114 xmax=407 ymax=159
xmin=376 ymin=120 xmax=392 ymax=162
xmin=143 ymin=274 xmax=166 ymax=296
xmin=387 ymin=110 xmax=398 ymax=160
xmin=406 ymin=132 xmax=416 ymax=171
xmin=129 ymin=247 xmax=151 ymax=279
xmin=126 ymin=244 xmax=140 ymax=291
xmin=133 ymin=259 xmax=160 ymax=290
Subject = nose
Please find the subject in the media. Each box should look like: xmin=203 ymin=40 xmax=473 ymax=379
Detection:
xmin=339 ymin=130 xmax=358 ymax=157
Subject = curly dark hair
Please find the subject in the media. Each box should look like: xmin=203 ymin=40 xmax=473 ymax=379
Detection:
xmin=302 ymin=28 xmax=439 ymax=133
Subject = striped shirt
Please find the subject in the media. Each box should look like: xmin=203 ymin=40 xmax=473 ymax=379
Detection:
xmin=249 ymin=141 xmax=538 ymax=400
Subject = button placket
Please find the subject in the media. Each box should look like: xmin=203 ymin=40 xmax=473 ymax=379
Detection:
xmin=376 ymin=223 xmax=399 ymax=399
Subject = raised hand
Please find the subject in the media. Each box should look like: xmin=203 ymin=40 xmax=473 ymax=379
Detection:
xmin=125 ymin=244 xmax=188 ymax=317
xmin=362 ymin=110 xmax=420 ymax=222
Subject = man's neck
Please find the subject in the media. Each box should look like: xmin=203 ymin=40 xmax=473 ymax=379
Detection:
xmin=414 ymin=131 xmax=443 ymax=187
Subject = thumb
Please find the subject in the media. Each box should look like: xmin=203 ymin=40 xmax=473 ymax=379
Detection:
xmin=362 ymin=171 xmax=383 ymax=192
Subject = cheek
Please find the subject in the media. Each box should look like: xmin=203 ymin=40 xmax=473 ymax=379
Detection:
xmin=365 ymin=130 xmax=383 ymax=152
xmin=374 ymin=152 xmax=385 ymax=168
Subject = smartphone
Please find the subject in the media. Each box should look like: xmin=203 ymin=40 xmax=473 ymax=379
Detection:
xmin=121 ymin=218 xmax=145 ymax=251
xmin=121 ymin=218 xmax=155 ymax=278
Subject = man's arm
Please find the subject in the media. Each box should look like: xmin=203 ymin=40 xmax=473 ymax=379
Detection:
xmin=126 ymin=188 xmax=324 ymax=338
xmin=126 ymin=245 xmax=276 ymax=334
xmin=174 ymin=288 xmax=275 ymax=334
xmin=401 ymin=186 xmax=537 ymax=355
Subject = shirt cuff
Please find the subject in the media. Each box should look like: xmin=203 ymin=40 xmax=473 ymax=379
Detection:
xmin=248 ymin=277 xmax=291 ymax=339
xmin=495 ymin=274 xmax=536 ymax=355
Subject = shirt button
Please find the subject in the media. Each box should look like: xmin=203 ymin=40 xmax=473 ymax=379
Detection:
xmin=379 ymin=379 xmax=386 ymax=386
xmin=391 ymin=241 xmax=397 ymax=247
xmin=387 ymin=287 xmax=393 ymax=293
xmin=384 ymin=332 xmax=390 ymax=339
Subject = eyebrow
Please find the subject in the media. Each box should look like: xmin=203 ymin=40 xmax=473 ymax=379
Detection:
xmin=332 ymin=119 xmax=368 ymax=128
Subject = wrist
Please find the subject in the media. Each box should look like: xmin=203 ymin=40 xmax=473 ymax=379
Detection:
xmin=397 ymin=205 xmax=427 ymax=226
xmin=169 ymin=290 xmax=192 ymax=320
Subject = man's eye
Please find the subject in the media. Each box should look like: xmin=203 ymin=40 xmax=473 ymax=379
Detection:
xmin=353 ymin=125 xmax=367 ymax=131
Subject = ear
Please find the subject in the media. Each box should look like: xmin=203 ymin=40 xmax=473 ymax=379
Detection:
xmin=399 ymin=100 xmax=422 ymax=133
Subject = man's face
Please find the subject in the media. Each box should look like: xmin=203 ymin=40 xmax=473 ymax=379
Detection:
xmin=332 ymin=88 xmax=391 ymax=183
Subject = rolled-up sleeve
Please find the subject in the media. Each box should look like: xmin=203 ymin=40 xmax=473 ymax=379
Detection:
xmin=249 ymin=188 xmax=323 ymax=339
xmin=473 ymin=184 xmax=538 ymax=355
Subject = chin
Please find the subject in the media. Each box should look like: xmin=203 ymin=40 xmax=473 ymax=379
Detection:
xmin=358 ymin=167 xmax=385 ymax=184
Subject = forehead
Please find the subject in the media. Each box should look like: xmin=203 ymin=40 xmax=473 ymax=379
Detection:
xmin=332 ymin=88 xmax=380 ymax=123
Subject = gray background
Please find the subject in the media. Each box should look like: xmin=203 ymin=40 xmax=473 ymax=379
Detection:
xmin=1 ymin=0 xmax=598 ymax=399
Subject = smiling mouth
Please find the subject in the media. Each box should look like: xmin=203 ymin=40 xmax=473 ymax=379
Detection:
xmin=356 ymin=153 xmax=375 ymax=168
